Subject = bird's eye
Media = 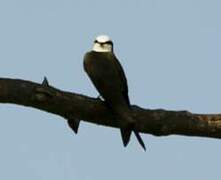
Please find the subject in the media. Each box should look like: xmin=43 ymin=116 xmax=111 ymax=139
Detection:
xmin=105 ymin=41 xmax=113 ymax=45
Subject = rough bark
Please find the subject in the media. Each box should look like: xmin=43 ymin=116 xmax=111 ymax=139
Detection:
xmin=0 ymin=77 xmax=221 ymax=139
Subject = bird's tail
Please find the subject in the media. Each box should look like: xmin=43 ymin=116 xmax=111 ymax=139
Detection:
xmin=120 ymin=128 xmax=146 ymax=151
xmin=119 ymin=110 xmax=146 ymax=151
xmin=133 ymin=130 xmax=146 ymax=151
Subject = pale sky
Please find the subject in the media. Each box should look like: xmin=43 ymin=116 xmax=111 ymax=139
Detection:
xmin=0 ymin=0 xmax=221 ymax=179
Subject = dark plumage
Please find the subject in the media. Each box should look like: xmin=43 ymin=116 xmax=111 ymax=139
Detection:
xmin=84 ymin=51 xmax=129 ymax=108
xmin=83 ymin=37 xmax=146 ymax=150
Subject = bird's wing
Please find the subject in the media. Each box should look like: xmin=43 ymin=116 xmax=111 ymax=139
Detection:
xmin=111 ymin=54 xmax=130 ymax=105
xmin=84 ymin=51 xmax=130 ymax=106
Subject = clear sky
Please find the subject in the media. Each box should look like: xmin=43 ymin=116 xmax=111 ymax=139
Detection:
xmin=0 ymin=0 xmax=221 ymax=179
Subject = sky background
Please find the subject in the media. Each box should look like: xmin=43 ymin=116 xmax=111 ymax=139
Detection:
xmin=0 ymin=0 xmax=221 ymax=179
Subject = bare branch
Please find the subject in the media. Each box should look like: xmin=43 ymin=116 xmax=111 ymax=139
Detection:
xmin=0 ymin=77 xmax=221 ymax=138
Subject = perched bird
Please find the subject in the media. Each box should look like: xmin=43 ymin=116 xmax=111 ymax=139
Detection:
xmin=83 ymin=35 xmax=146 ymax=150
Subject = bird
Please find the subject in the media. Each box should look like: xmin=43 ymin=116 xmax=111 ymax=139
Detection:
xmin=83 ymin=35 xmax=146 ymax=150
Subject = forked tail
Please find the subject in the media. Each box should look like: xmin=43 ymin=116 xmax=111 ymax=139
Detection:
xmin=119 ymin=110 xmax=146 ymax=151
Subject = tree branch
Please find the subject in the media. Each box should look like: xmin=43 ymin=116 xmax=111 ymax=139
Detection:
xmin=0 ymin=77 xmax=221 ymax=139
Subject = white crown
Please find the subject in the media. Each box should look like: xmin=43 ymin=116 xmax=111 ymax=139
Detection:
xmin=95 ymin=35 xmax=111 ymax=43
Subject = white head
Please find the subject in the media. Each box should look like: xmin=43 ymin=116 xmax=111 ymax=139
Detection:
xmin=92 ymin=35 xmax=113 ymax=52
